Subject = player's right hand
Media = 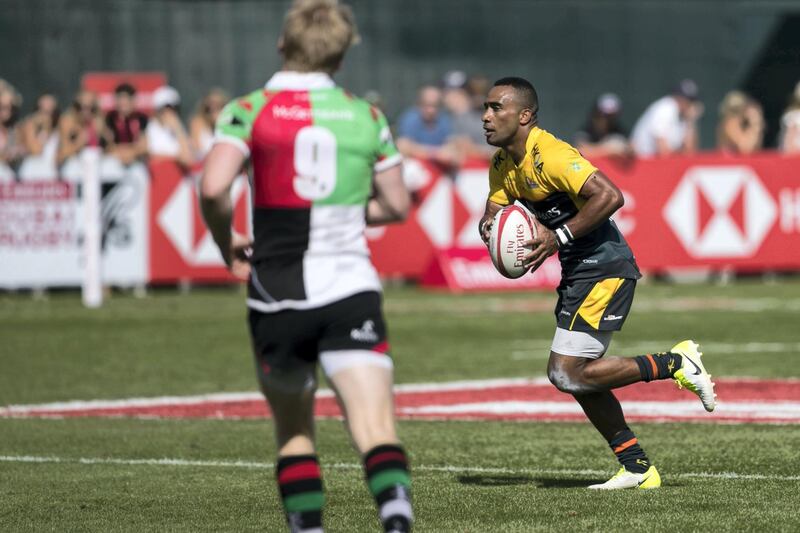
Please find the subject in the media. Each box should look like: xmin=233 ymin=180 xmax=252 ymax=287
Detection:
xmin=479 ymin=217 xmax=493 ymax=246
xmin=228 ymin=232 xmax=253 ymax=281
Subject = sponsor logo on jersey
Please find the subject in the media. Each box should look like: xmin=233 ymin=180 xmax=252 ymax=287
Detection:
xmin=350 ymin=320 xmax=379 ymax=342
xmin=524 ymin=173 xmax=539 ymax=190
xmin=532 ymin=144 xmax=544 ymax=178
xmin=603 ymin=314 xmax=624 ymax=321
xmin=272 ymin=105 xmax=354 ymax=122
xmin=582 ymin=259 xmax=599 ymax=264
xmin=559 ymin=310 xmax=572 ymax=316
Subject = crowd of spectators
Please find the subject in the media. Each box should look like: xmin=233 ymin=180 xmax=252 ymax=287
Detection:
xmin=0 ymin=79 xmax=229 ymax=183
xmin=391 ymin=73 xmax=800 ymax=167
xmin=3 ymin=74 xmax=800 ymax=184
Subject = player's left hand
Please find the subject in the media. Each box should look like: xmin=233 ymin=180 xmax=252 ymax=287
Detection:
xmin=522 ymin=218 xmax=558 ymax=273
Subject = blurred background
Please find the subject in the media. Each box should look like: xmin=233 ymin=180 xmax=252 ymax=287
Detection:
xmin=3 ymin=0 xmax=800 ymax=146
xmin=2 ymin=0 xmax=800 ymax=294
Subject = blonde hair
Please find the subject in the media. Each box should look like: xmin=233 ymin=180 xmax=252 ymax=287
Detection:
xmin=718 ymin=90 xmax=748 ymax=118
xmin=280 ymin=0 xmax=360 ymax=73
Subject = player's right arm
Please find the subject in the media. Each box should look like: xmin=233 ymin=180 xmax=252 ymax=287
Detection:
xmin=199 ymin=97 xmax=254 ymax=280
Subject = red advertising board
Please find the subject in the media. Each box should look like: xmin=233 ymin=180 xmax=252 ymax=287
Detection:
xmin=148 ymin=160 xmax=250 ymax=284
xmin=603 ymin=154 xmax=800 ymax=271
xmin=142 ymin=153 xmax=800 ymax=288
xmin=366 ymin=154 xmax=800 ymax=290
xmin=82 ymin=71 xmax=168 ymax=113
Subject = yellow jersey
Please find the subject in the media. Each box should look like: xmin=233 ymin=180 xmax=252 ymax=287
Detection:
xmin=489 ymin=126 xmax=597 ymax=214
xmin=487 ymin=126 xmax=640 ymax=282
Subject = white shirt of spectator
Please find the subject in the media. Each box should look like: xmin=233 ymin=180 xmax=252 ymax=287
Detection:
xmin=146 ymin=119 xmax=182 ymax=158
xmin=630 ymin=96 xmax=688 ymax=157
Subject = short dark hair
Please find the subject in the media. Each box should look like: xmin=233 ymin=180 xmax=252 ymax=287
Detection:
xmin=114 ymin=82 xmax=136 ymax=96
xmin=493 ymin=77 xmax=539 ymax=118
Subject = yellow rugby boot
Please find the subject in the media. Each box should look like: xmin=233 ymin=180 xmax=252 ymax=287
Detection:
xmin=588 ymin=465 xmax=661 ymax=490
xmin=671 ymin=340 xmax=717 ymax=412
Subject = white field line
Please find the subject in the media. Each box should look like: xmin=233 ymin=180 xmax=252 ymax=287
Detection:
xmin=1 ymin=454 xmax=799 ymax=482
xmin=400 ymin=400 xmax=800 ymax=420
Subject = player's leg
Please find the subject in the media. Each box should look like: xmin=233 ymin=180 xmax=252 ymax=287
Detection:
xmin=548 ymin=330 xmax=659 ymax=489
xmin=318 ymin=292 xmax=413 ymax=533
xmin=250 ymin=309 xmax=326 ymax=533
xmin=549 ymin=278 xmax=714 ymax=409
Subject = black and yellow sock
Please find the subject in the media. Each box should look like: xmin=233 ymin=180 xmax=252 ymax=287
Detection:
xmin=364 ymin=444 xmax=413 ymax=532
xmin=276 ymin=455 xmax=324 ymax=533
xmin=608 ymin=428 xmax=650 ymax=474
xmin=634 ymin=352 xmax=683 ymax=382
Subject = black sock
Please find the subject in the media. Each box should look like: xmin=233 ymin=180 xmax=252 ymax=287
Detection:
xmin=364 ymin=444 xmax=413 ymax=533
xmin=276 ymin=455 xmax=324 ymax=533
xmin=608 ymin=428 xmax=650 ymax=474
xmin=634 ymin=352 xmax=683 ymax=382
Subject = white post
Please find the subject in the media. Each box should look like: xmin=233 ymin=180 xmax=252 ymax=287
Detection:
xmin=81 ymin=147 xmax=103 ymax=308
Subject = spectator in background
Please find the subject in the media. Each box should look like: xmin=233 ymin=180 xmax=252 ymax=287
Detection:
xmin=575 ymin=93 xmax=632 ymax=159
xmin=0 ymin=79 xmax=25 ymax=179
xmin=146 ymin=85 xmax=193 ymax=168
xmin=446 ymin=72 xmax=494 ymax=161
xmin=716 ymin=90 xmax=764 ymax=155
xmin=18 ymin=93 xmax=60 ymax=180
xmin=779 ymin=82 xmax=800 ymax=153
xmin=105 ymin=83 xmax=148 ymax=165
xmin=189 ymin=88 xmax=228 ymax=162
xmin=56 ymin=89 xmax=108 ymax=170
xmin=630 ymin=79 xmax=704 ymax=157
xmin=396 ymin=84 xmax=458 ymax=167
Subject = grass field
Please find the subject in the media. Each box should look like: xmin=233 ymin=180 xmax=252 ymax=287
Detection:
xmin=2 ymin=279 xmax=800 ymax=532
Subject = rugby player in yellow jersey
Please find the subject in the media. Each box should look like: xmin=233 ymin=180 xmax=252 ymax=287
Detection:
xmin=478 ymin=77 xmax=717 ymax=489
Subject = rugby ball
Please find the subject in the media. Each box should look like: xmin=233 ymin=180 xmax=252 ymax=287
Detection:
xmin=488 ymin=205 xmax=536 ymax=279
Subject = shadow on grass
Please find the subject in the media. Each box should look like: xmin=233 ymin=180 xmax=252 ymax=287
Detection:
xmin=457 ymin=474 xmax=609 ymax=488
xmin=457 ymin=474 xmax=535 ymax=486
xmin=533 ymin=477 xmax=605 ymax=488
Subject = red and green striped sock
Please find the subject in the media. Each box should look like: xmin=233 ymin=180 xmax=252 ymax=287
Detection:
xmin=276 ymin=455 xmax=324 ymax=533
xmin=364 ymin=444 xmax=413 ymax=532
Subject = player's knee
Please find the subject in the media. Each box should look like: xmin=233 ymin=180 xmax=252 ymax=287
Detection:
xmin=548 ymin=360 xmax=593 ymax=394
xmin=548 ymin=366 xmax=580 ymax=394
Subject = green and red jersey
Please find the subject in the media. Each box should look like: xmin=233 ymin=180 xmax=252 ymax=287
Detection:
xmin=215 ymin=72 xmax=401 ymax=312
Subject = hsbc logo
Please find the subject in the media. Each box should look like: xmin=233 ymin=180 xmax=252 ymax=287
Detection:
xmin=157 ymin=177 xmax=250 ymax=266
xmin=663 ymin=166 xmax=777 ymax=258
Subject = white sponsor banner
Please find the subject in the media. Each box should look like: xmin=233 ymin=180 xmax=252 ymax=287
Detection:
xmin=0 ymin=158 xmax=149 ymax=288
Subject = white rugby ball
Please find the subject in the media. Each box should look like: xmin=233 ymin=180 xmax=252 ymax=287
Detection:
xmin=488 ymin=205 xmax=536 ymax=279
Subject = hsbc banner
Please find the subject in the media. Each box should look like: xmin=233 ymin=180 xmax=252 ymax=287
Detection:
xmin=366 ymin=154 xmax=800 ymax=289
xmin=605 ymin=154 xmax=800 ymax=271
xmin=3 ymin=154 xmax=798 ymax=289
xmin=148 ymin=160 xmax=250 ymax=284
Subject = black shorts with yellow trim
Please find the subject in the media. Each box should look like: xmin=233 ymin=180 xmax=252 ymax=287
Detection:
xmin=554 ymin=277 xmax=636 ymax=332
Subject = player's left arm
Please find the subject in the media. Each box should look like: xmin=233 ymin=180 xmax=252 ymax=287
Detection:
xmin=524 ymin=170 xmax=623 ymax=270
xmin=199 ymin=142 xmax=252 ymax=280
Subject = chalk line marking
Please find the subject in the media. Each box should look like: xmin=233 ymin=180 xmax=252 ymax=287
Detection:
xmin=1 ymin=454 xmax=798 ymax=482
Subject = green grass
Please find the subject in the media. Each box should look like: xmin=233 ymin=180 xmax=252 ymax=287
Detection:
xmin=2 ymin=280 xmax=800 ymax=531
